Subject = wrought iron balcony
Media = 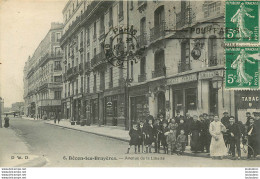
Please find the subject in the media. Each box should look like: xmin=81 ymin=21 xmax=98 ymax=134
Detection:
xmin=178 ymin=62 xmax=191 ymax=73
xmin=78 ymin=63 xmax=83 ymax=73
xmin=137 ymin=1 xmax=147 ymax=13
xmin=152 ymin=69 xmax=165 ymax=78
xmin=208 ymin=56 xmax=218 ymax=67
xmin=150 ymin=22 xmax=165 ymax=42
xmin=137 ymin=33 xmax=147 ymax=47
xmin=176 ymin=7 xmax=196 ymax=29
xmin=138 ymin=73 xmax=147 ymax=82
xmin=85 ymin=61 xmax=91 ymax=72
xmin=91 ymin=52 xmax=106 ymax=68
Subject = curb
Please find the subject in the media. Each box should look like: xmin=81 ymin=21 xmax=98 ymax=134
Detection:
xmin=15 ymin=156 xmax=47 ymax=167
xmin=45 ymin=122 xmax=129 ymax=143
xmin=44 ymin=122 xmax=212 ymax=159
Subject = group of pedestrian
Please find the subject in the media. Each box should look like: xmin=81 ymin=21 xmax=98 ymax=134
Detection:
xmin=127 ymin=111 xmax=260 ymax=160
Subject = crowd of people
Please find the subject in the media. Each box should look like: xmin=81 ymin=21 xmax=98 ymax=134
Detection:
xmin=126 ymin=111 xmax=260 ymax=160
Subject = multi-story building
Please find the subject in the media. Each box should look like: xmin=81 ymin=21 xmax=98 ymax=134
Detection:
xmin=61 ymin=0 xmax=258 ymax=128
xmin=24 ymin=23 xmax=63 ymax=118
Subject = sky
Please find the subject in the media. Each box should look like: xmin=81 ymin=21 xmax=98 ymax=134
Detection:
xmin=0 ymin=0 xmax=67 ymax=107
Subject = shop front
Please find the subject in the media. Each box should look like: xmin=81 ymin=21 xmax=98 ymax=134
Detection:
xmin=168 ymin=73 xmax=198 ymax=117
xmin=235 ymin=90 xmax=260 ymax=123
xmin=129 ymin=84 xmax=149 ymax=125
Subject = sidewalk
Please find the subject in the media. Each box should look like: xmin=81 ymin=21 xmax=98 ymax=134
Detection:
xmin=44 ymin=119 xmax=211 ymax=158
xmin=0 ymin=126 xmax=47 ymax=167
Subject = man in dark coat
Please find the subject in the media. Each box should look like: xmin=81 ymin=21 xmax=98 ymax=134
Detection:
xmin=144 ymin=119 xmax=156 ymax=153
xmin=245 ymin=112 xmax=251 ymax=127
xmin=200 ymin=113 xmax=211 ymax=153
xmin=4 ymin=114 xmax=10 ymax=128
xmin=190 ymin=115 xmax=202 ymax=153
xmin=139 ymin=120 xmax=146 ymax=153
xmin=227 ymin=116 xmax=241 ymax=159
xmin=221 ymin=112 xmax=230 ymax=148
xmin=247 ymin=117 xmax=257 ymax=159
xmin=175 ymin=110 xmax=182 ymax=124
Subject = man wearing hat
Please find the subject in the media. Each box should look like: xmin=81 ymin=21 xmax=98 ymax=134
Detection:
xmin=227 ymin=116 xmax=241 ymax=159
xmin=221 ymin=112 xmax=230 ymax=127
xmin=209 ymin=113 xmax=214 ymax=122
xmin=245 ymin=112 xmax=252 ymax=127
xmin=221 ymin=111 xmax=230 ymax=148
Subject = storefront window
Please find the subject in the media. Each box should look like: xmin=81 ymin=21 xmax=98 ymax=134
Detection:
xmin=185 ymin=88 xmax=197 ymax=110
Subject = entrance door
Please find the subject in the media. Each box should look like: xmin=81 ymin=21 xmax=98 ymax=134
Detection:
xmin=112 ymin=100 xmax=118 ymax=126
xmin=92 ymin=100 xmax=97 ymax=124
xmin=157 ymin=92 xmax=165 ymax=118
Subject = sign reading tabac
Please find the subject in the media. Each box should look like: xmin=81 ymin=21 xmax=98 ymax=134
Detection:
xmin=167 ymin=73 xmax=197 ymax=85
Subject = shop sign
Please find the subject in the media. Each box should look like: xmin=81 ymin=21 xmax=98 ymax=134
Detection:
xmin=107 ymin=101 xmax=112 ymax=107
xmin=235 ymin=91 xmax=260 ymax=109
xmin=199 ymin=70 xmax=224 ymax=80
xmin=167 ymin=73 xmax=197 ymax=85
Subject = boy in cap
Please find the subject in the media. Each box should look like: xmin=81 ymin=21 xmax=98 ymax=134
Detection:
xmin=126 ymin=123 xmax=142 ymax=154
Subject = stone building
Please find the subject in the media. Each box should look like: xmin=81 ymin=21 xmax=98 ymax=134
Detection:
xmin=60 ymin=0 xmax=246 ymax=129
xmin=24 ymin=23 xmax=63 ymax=118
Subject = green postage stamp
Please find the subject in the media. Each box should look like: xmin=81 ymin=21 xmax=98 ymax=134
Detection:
xmin=225 ymin=1 xmax=259 ymax=42
xmin=225 ymin=47 xmax=259 ymax=88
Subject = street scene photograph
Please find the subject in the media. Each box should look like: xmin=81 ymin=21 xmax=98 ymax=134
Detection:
xmin=0 ymin=0 xmax=260 ymax=168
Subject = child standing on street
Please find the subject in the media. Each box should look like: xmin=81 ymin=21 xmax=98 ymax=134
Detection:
xmin=126 ymin=123 xmax=142 ymax=154
xmin=167 ymin=129 xmax=177 ymax=155
xmin=176 ymin=130 xmax=187 ymax=155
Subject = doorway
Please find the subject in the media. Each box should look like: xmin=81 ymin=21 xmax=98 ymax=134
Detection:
xmin=157 ymin=91 xmax=165 ymax=118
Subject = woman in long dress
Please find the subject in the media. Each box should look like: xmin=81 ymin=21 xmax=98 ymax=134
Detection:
xmin=209 ymin=115 xmax=227 ymax=159
xmin=231 ymin=2 xmax=255 ymax=40
xmin=231 ymin=49 xmax=255 ymax=86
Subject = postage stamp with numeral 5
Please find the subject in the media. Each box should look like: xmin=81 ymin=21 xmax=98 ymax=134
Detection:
xmin=225 ymin=1 xmax=259 ymax=43
xmin=225 ymin=47 xmax=259 ymax=88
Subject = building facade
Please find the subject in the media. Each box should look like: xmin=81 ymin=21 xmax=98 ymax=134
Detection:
xmin=60 ymin=0 xmax=240 ymax=129
xmin=24 ymin=23 xmax=63 ymax=118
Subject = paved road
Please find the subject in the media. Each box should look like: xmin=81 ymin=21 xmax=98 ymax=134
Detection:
xmin=7 ymin=117 xmax=260 ymax=167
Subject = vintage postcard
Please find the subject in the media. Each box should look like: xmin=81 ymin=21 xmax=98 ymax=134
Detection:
xmin=0 ymin=0 xmax=260 ymax=168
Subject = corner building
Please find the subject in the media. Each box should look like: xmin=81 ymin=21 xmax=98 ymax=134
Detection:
xmin=60 ymin=1 xmax=239 ymax=129
xmin=24 ymin=23 xmax=63 ymax=118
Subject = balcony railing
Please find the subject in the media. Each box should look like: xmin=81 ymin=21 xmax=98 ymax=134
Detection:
xmin=67 ymin=68 xmax=73 ymax=76
xmin=150 ymin=22 xmax=165 ymax=42
xmin=138 ymin=73 xmax=147 ymax=82
xmin=91 ymin=52 xmax=106 ymax=68
xmin=85 ymin=61 xmax=91 ymax=71
xmin=152 ymin=69 xmax=165 ymax=78
xmin=208 ymin=56 xmax=218 ymax=67
xmin=176 ymin=7 xmax=196 ymax=29
xmin=137 ymin=33 xmax=147 ymax=47
xmin=137 ymin=1 xmax=147 ymax=13
xmin=178 ymin=62 xmax=191 ymax=73
xmin=79 ymin=63 xmax=83 ymax=73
